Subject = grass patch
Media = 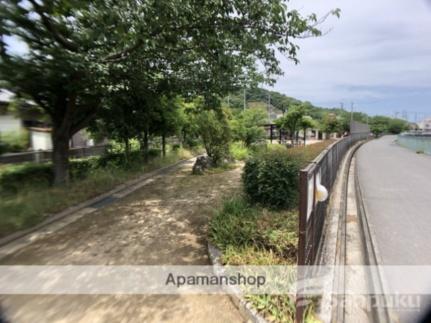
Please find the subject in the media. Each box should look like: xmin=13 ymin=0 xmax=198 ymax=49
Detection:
xmin=230 ymin=142 xmax=250 ymax=161
xmin=209 ymin=142 xmax=334 ymax=322
xmin=0 ymin=147 xmax=196 ymax=238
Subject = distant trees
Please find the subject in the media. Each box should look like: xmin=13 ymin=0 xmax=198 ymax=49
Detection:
xmin=369 ymin=116 xmax=408 ymax=137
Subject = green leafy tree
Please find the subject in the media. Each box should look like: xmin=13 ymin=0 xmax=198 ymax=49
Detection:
xmin=299 ymin=115 xmax=316 ymax=145
xmin=0 ymin=0 xmax=338 ymax=184
xmin=387 ymin=119 xmax=408 ymax=134
xmin=231 ymin=108 xmax=268 ymax=146
xmin=321 ymin=113 xmax=341 ymax=137
xmin=196 ymin=107 xmax=231 ymax=166
xmin=276 ymin=104 xmax=306 ymax=144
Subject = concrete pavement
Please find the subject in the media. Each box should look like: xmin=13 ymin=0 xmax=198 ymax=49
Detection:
xmin=356 ymin=135 xmax=431 ymax=322
xmin=357 ymin=135 xmax=431 ymax=265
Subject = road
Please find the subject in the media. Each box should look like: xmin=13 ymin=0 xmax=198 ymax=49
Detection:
xmin=356 ymin=135 xmax=431 ymax=322
xmin=0 ymin=160 xmax=244 ymax=323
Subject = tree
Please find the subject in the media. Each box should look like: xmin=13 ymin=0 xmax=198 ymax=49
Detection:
xmin=276 ymin=104 xmax=306 ymax=144
xmin=196 ymin=106 xmax=231 ymax=166
xmin=321 ymin=113 xmax=340 ymax=138
xmin=387 ymin=119 xmax=408 ymax=134
xmin=151 ymin=96 xmax=183 ymax=157
xmin=299 ymin=115 xmax=316 ymax=145
xmin=231 ymin=108 xmax=268 ymax=146
xmin=0 ymin=0 xmax=337 ymax=184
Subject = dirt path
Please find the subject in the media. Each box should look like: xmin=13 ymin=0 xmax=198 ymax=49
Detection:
xmin=0 ymin=160 xmax=244 ymax=323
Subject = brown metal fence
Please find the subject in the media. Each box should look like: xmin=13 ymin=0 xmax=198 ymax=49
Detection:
xmin=295 ymin=132 xmax=369 ymax=322
xmin=297 ymin=133 xmax=368 ymax=266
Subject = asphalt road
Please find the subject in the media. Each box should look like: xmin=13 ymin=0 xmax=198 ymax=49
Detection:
xmin=357 ymin=135 xmax=431 ymax=322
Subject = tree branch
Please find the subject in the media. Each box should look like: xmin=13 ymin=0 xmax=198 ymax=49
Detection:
xmin=28 ymin=0 xmax=79 ymax=52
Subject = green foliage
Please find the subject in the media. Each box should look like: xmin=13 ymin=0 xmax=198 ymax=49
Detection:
xmin=276 ymin=104 xmax=308 ymax=143
xmin=0 ymin=130 xmax=29 ymax=153
xmin=369 ymin=116 xmax=408 ymax=136
xmin=0 ymin=0 xmax=336 ymax=184
xmin=230 ymin=142 xmax=250 ymax=161
xmin=320 ymin=112 xmax=341 ymax=135
xmin=209 ymin=196 xmax=298 ymax=261
xmin=243 ymin=148 xmax=301 ymax=209
xmin=230 ymin=108 xmax=268 ymax=146
xmin=387 ymin=118 xmax=408 ymax=134
xmin=0 ymin=158 xmax=99 ymax=194
xmin=196 ymin=108 xmax=231 ymax=166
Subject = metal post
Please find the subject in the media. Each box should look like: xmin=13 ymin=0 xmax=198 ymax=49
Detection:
xmin=296 ymin=170 xmax=309 ymax=323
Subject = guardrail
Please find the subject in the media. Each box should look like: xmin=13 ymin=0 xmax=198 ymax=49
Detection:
xmin=297 ymin=133 xmax=369 ymax=267
xmin=0 ymin=145 xmax=107 ymax=164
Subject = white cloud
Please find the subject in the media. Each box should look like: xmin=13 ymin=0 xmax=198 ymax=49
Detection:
xmin=268 ymin=0 xmax=431 ymax=116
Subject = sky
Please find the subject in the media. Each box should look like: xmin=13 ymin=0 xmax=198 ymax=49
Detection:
xmin=4 ymin=0 xmax=431 ymax=121
xmin=266 ymin=0 xmax=431 ymax=120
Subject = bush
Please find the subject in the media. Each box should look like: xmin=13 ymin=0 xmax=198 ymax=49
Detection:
xmin=209 ymin=196 xmax=298 ymax=261
xmin=243 ymin=148 xmax=300 ymax=209
xmin=0 ymin=157 xmax=100 ymax=193
xmin=0 ymin=130 xmax=29 ymax=153
xmin=230 ymin=142 xmax=249 ymax=161
xmin=0 ymin=163 xmax=53 ymax=193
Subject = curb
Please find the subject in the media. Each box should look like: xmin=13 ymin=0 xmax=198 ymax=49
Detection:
xmin=0 ymin=157 xmax=197 ymax=251
xmin=207 ymin=242 xmax=267 ymax=323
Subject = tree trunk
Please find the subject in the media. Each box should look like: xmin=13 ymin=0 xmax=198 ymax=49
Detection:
xmin=303 ymin=128 xmax=307 ymax=145
xmin=162 ymin=133 xmax=166 ymax=157
xmin=52 ymin=130 xmax=70 ymax=186
xmin=124 ymin=137 xmax=130 ymax=163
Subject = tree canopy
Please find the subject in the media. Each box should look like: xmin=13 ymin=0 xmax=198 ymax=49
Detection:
xmin=0 ymin=0 xmax=337 ymax=184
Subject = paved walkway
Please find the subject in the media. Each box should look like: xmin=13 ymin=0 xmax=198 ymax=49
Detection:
xmin=357 ymin=136 xmax=431 ymax=322
xmin=357 ymin=136 xmax=431 ymax=265
xmin=0 ymin=160 xmax=244 ymax=323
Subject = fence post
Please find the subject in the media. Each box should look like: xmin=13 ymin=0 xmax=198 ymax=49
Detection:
xmin=296 ymin=170 xmax=309 ymax=323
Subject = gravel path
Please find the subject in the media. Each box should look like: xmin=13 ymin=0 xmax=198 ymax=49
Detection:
xmin=0 ymin=160 xmax=244 ymax=323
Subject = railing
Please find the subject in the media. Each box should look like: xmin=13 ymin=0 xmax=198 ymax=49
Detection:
xmin=297 ymin=133 xmax=369 ymax=267
xmin=0 ymin=145 xmax=107 ymax=164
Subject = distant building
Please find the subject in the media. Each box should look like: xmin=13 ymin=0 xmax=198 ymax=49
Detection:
xmin=418 ymin=117 xmax=431 ymax=133
xmin=0 ymin=89 xmax=96 ymax=151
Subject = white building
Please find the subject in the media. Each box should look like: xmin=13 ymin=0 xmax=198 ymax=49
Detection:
xmin=418 ymin=117 xmax=431 ymax=133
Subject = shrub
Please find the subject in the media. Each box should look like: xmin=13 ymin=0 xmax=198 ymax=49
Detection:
xmin=0 ymin=157 xmax=100 ymax=194
xmin=209 ymin=196 xmax=298 ymax=261
xmin=0 ymin=130 xmax=29 ymax=153
xmin=196 ymin=109 xmax=231 ymax=166
xmin=243 ymin=148 xmax=300 ymax=209
xmin=230 ymin=142 xmax=249 ymax=161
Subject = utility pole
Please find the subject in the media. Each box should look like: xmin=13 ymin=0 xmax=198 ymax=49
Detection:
xmin=267 ymin=92 xmax=271 ymax=121
xmin=340 ymin=102 xmax=344 ymax=110
xmin=350 ymin=102 xmax=354 ymax=123
xmin=243 ymin=88 xmax=246 ymax=111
